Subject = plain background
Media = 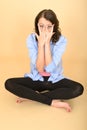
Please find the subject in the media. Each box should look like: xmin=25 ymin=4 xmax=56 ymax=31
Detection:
xmin=0 ymin=0 xmax=87 ymax=130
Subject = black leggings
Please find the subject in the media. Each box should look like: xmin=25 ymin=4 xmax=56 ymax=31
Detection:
xmin=5 ymin=77 xmax=84 ymax=105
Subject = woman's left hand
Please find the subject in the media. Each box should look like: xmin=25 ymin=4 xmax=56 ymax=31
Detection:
xmin=45 ymin=24 xmax=54 ymax=44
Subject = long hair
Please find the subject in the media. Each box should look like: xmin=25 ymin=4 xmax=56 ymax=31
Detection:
xmin=34 ymin=9 xmax=61 ymax=43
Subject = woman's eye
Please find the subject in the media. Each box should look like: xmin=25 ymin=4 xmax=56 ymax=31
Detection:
xmin=39 ymin=25 xmax=44 ymax=28
xmin=48 ymin=26 xmax=52 ymax=29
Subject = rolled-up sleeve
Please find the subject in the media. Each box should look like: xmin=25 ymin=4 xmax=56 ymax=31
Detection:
xmin=45 ymin=61 xmax=56 ymax=73
xmin=44 ymin=36 xmax=67 ymax=73
xmin=26 ymin=34 xmax=37 ymax=66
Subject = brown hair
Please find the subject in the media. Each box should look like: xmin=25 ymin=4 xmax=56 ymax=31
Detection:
xmin=34 ymin=9 xmax=61 ymax=43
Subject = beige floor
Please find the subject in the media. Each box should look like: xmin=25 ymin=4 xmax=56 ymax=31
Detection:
xmin=0 ymin=56 xmax=87 ymax=130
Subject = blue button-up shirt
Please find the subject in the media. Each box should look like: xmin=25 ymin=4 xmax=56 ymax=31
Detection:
xmin=24 ymin=33 xmax=67 ymax=83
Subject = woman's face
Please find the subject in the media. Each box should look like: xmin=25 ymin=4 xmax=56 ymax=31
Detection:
xmin=38 ymin=17 xmax=53 ymax=32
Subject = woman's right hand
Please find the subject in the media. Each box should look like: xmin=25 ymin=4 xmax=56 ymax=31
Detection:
xmin=35 ymin=25 xmax=46 ymax=46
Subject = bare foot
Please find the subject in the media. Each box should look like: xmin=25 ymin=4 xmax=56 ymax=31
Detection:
xmin=16 ymin=97 xmax=28 ymax=103
xmin=51 ymin=100 xmax=71 ymax=112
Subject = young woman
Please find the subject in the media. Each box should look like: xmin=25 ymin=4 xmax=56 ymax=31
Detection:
xmin=5 ymin=9 xmax=84 ymax=112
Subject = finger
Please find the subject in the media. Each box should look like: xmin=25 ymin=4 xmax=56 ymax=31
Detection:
xmin=34 ymin=32 xmax=39 ymax=39
xmin=38 ymin=25 xmax=42 ymax=35
xmin=51 ymin=24 xmax=54 ymax=34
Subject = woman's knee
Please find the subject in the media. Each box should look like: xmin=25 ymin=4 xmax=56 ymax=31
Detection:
xmin=79 ymin=83 xmax=84 ymax=95
xmin=75 ymin=83 xmax=84 ymax=96
xmin=4 ymin=78 xmax=14 ymax=90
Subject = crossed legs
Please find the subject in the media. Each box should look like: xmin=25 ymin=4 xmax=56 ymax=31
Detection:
xmin=5 ymin=77 xmax=84 ymax=112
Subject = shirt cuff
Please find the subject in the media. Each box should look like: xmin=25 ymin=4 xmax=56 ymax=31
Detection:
xmin=44 ymin=61 xmax=56 ymax=73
